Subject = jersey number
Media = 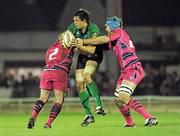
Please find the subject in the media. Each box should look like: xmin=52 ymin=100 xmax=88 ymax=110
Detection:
xmin=49 ymin=48 xmax=59 ymax=60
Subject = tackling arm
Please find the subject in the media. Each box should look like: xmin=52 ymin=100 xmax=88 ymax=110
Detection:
xmin=83 ymin=35 xmax=110 ymax=45
xmin=77 ymin=44 xmax=96 ymax=54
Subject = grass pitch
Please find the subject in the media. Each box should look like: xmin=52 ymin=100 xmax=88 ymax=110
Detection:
xmin=0 ymin=112 xmax=180 ymax=136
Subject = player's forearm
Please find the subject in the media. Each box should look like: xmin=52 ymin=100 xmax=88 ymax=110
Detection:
xmin=78 ymin=45 xmax=96 ymax=54
xmin=83 ymin=36 xmax=110 ymax=45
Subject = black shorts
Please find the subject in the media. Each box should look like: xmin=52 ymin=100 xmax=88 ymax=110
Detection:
xmin=76 ymin=46 xmax=103 ymax=69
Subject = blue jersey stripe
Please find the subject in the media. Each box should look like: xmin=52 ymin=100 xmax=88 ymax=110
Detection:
xmin=122 ymin=52 xmax=133 ymax=60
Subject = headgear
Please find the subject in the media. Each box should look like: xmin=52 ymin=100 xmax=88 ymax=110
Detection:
xmin=105 ymin=16 xmax=122 ymax=30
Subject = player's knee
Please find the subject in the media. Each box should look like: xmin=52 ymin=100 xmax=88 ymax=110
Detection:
xmin=114 ymin=89 xmax=123 ymax=106
xmin=118 ymin=93 xmax=130 ymax=104
xmin=114 ymin=98 xmax=123 ymax=107
xmin=55 ymin=98 xmax=64 ymax=104
xmin=76 ymin=81 xmax=85 ymax=92
xmin=83 ymin=73 xmax=92 ymax=84
xmin=114 ymin=95 xmax=130 ymax=107
xmin=39 ymin=97 xmax=48 ymax=103
xmin=114 ymin=88 xmax=130 ymax=105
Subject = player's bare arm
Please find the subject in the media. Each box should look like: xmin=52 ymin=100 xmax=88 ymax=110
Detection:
xmin=82 ymin=35 xmax=110 ymax=45
xmin=75 ymin=42 xmax=96 ymax=54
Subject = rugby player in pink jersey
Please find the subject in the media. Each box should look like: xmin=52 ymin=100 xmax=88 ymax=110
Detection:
xmin=27 ymin=30 xmax=98 ymax=129
xmin=76 ymin=16 xmax=158 ymax=127
xmin=27 ymin=31 xmax=75 ymax=129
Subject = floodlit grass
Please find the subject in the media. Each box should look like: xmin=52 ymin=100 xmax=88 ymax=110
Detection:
xmin=0 ymin=112 xmax=180 ymax=136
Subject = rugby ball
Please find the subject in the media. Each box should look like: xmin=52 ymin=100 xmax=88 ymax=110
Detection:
xmin=61 ymin=30 xmax=75 ymax=49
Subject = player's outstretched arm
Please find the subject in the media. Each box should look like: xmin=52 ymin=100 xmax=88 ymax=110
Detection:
xmin=83 ymin=35 xmax=110 ymax=45
xmin=75 ymin=43 xmax=96 ymax=54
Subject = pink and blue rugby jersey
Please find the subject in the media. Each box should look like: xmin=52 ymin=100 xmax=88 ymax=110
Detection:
xmin=108 ymin=28 xmax=140 ymax=70
xmin=44 ymin=41 xmax=74 ymax=74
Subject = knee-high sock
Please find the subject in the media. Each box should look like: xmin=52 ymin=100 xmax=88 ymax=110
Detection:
xmin=118 ymin=105 xmax=135 ymax=125
xmin=32 ymin=100 xmax=45 ymax=119
xmin=46 ymin=102 xmax=62 ymax=126
xmin=87 ymin=81 xmax=102 ymax=108
xmin=79 ymin=91 xmax=92 ymax=116
xmin=128 ymin=98 xmax=152 ymax=119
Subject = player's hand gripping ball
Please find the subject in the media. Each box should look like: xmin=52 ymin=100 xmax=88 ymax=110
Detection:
xmin=59 ymin=30 xmax=75 ymax=49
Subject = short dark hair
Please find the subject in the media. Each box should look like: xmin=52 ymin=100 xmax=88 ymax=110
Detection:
xmin=74 ymin=9 xmax=90 ymax=23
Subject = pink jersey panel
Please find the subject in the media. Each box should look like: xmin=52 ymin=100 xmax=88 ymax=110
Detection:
xmin=108 ymin=28 xmax=139 ymax=70
xmin=45 ymin=40 xmax=73 ymax=73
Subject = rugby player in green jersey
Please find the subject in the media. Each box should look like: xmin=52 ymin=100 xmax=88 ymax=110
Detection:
xmin=68 ymin=9 xmax=106 ymax=127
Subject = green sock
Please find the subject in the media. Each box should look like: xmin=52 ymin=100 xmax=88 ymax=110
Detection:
xmin=87 ymin=81 xmax=102 ymax=108
xmin=79 ymin=91 xmax=92 ymax=116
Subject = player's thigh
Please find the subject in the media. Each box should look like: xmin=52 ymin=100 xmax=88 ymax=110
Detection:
xmin=117 ymin=80 xmax=137 ymax=95
xmin=115 ymin=80 xmax=137 ymax=103
xmin=117 ymin=65 xmax=143 ymax=95
xmin=84 ymin=60 xmax=98 ymax=75
xmin=75 ymin=69 xmax=86 ymax=92
xmin=54 ymin=90 xmax=65 ymax=104
xmin=39 ymin=89 xmax=51 ymax=102
xmin=122 ymin=64 xmax=144 ymax=85
xmin=75 ymin=69 xmax=84 ymax=82
xmin=53 ymin=74 xmax=69 ymax=92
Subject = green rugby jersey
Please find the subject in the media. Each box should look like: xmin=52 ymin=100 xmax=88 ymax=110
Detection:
xmin=68 ymin=22 xmax=104 ymax=66
xmin=68 ymin=23 xmax=100 ymax=39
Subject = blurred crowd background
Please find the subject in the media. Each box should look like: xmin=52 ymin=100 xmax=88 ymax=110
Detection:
xmin=0 ymin=0 xmax=180 ymax=98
